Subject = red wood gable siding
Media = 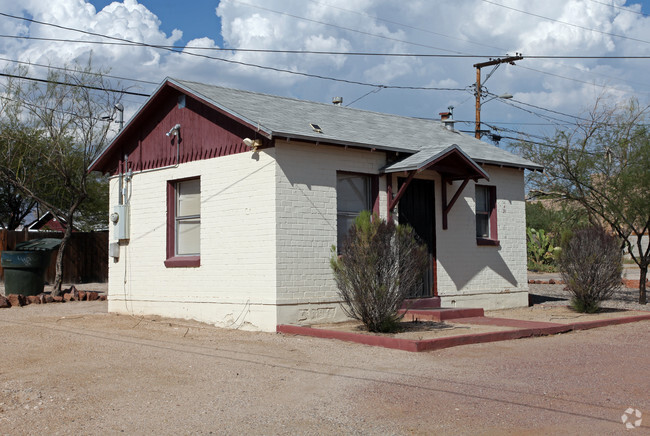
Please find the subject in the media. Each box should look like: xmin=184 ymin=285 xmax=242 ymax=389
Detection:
xmin=112 ymin=89 xmax=263 ymax=174
xmin=37 ymin=217 xmax=68 ymax=232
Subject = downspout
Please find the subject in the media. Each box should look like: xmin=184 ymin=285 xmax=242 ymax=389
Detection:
xmin=118 ymin=159 xmax=124 ymax=205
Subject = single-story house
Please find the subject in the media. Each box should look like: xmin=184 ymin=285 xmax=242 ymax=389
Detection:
xmin=90 ymin=78 xmax=542 ymax=332
xmin=25 ymin=211 xmax=75 ymax=232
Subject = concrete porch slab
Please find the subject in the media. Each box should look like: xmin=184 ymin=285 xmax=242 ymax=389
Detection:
xmin=399 ymin=307 xmax=484 ymax=322
xmin=277 ymin=313 xmax=650 ymax=353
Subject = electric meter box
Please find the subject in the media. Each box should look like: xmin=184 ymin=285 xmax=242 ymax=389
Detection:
xmin=111 ymin=204 xmax=130 ymax=240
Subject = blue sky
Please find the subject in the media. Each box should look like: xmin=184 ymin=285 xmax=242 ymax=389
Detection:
xmin=88 ymin=0 xmax=225 ymax=46
xmin=3 ymin=0 xmax=650 ymax=145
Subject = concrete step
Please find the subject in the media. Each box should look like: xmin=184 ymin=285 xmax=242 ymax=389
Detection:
xmin=401 ymin=297 xmax=441 ymax=309
xmin=399 ymin=307 xmax=484 ymax=322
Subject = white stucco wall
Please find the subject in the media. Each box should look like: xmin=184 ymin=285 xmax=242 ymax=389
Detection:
xmin=273 ymin=140 xmax=387 ymax=325
xmin=107 ymin=150 xmax=278 ymax=331
xmin=433 ymin=165 xmax=529 ymax=309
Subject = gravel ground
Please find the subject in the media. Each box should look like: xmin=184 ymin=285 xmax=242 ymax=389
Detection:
xmin=529 ymin=283 xmax=650 ymax=312
xmin=1 ymin=301 xmax=648 ymax=435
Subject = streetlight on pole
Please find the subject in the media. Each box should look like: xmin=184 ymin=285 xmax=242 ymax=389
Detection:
xmin=473 ymin=54 xmax=522 ymax=139
xmin=475 ymin=92 xmax=513 ymax=139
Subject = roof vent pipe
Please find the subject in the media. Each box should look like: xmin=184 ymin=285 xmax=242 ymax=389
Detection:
xmin=332 ymin=97 xmax=343 ymax=106
xmin=440 ymin=105 xmax=457 ymax=131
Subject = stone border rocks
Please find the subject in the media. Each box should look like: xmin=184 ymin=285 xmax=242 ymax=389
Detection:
xmin=0 ymin=285 xmax=105 ymax=309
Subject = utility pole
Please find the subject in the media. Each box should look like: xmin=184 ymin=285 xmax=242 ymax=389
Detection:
xmin=474 ymin=54 xmax=523 ymax=139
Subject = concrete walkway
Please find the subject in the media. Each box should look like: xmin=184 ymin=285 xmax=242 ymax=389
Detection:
xmin=277 ymin=307 xmax=650 ymax=352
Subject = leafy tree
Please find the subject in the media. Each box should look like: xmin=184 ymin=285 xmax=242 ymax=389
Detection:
xmin=0 ymin=61 xmax=122 ymax=295
xmin=330 ymin=211 xmax=429 ymax=333
xmin=73 ymin=172 xmax=109 ymax=231
xmin=525 ymin=201 xmax=589 ymax=237
xmin=0 ymin=179 xmax=36 ymax=230
xmin=518 ymin=99 xmax=649 ymax=304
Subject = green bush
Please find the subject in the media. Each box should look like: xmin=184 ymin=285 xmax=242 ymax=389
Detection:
xmin=558 ymin=227 xmax=622 ymax=313
xmin=330 ymin=211 xmax=429 ymax=333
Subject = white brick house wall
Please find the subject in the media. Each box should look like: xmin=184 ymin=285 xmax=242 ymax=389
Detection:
xmin=108 ymin=150 xmax=279 ymax=331
xmin=434 ymin=165 xmax=529 ymax=309
xmin=108 ymin=144 xmax=529 ymax=331
xmin=273 ymin=140 xmax=387 ymax=325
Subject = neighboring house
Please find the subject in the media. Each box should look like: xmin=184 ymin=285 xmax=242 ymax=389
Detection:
xmin=25 ymin=212 xmax=74 ymax=232
xmin=90 ymin=78 xmax=542 ymax=332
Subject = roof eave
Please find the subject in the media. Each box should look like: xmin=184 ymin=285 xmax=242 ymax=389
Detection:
xmin=273 ymin=132 xmax=412 ymax=153
xmin=475 ymin=158 xmax=544 ymax=172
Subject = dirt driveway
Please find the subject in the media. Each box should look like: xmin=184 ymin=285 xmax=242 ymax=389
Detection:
xmin=1 ymin=302 xmax=648 ymax=435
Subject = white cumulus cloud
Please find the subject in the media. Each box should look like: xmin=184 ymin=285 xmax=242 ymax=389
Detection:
xmin=0 ymin=0 xmax=648 ymax=139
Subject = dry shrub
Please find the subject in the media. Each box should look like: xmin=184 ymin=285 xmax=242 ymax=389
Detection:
xmin=330 ymin=211 xmax=429 ymax=333
xmin=558 ymin=227 xmax=622 ymax=313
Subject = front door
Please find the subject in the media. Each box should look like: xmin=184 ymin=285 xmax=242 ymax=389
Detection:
xmin=398 ymin=178 xmax=436 ymax=297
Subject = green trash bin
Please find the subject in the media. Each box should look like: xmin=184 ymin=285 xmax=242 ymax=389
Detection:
xmin=1 ymin=238 xmax=62 ymax=296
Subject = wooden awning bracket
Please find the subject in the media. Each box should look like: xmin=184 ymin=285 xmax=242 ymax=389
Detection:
xmin=388 ymin=170 xmax=415 ymax=212
xmin=442 ymin=176 xmax=470 ymax=230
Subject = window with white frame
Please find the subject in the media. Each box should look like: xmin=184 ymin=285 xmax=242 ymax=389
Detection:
xmin=337 ymin=173 xmax=371 ymax=249
xmin=165 ymin=177 xmax=201 ymax=267
xmin=175 ymin=178 xmax=201 ymax=255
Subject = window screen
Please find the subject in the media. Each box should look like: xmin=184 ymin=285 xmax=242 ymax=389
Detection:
xmin=176 ymin=179 xmax=200 ymax=255
xmin=475 ymin=185 xmax=491 ymax=239
xmin=337 ymin=173 xmax=370 ymax=248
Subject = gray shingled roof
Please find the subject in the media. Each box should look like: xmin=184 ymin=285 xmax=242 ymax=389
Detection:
xmin=170 ymin=78 xmax=542 ymax=171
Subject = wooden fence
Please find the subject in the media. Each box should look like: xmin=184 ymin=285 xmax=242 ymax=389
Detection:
xmin=0 ymin=230 xmax=108 ymax=284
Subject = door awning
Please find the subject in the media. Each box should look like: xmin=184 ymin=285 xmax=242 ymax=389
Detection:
xmin=383 ymin=144 xmax=491 ymax=229
xmin=381 ymin=144 xmax=489 ymax=181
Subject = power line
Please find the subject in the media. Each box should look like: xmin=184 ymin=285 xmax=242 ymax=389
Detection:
xmin=2 ymin=69 xmax=586 ymax=132
xmin=587 ymin=0 xmax=649 ymax=17
xmin=505 ymin=97 xmax=590 ymax=123
xmin=0 ymin=13 xmax=465 ymax=91
xmin=480 ymin=120 xmax=572 ymax=126
xmin=5 ymin=35 xmax=650 ymax=60
xmin=0 ymin=93 xmax=119 ymax=123
xmin=0 ymin=34 xmax=485 ymax=56
xmin=484 ymin=123 xmax=550 ymax=141
xmin=230 ymin=0 xmax=465 ymax=54
xmin=481 ymin=0 xmax=650 ymax=45
xmin=0 ymin=56 xmax=158 ymax=86
xmin=523 ymin=58 xmax=650 ymax=92
xmin=303 ymin=0 xmax=507 ymax=52
xmin=0 ymin=72 xmax=150 ymax=97
xmin=514 ymin=64 xmax=650 ymax=95
xmin=6 ymin=33 xmax=650 ymax=93
xmin=9 ymin=32 xmax=650 ymax=94
xmin=498 ymin=134 xmax=601 ymax=156
xmin=497 ymin=99 xmax=582 ymax=127
xmin=345 ymin=87 xmax=383 ymax=107
xmin=4 ymin=4 xmax=650 ymax=106
xmin=1 ymin=10 xmax=634 ymax=133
